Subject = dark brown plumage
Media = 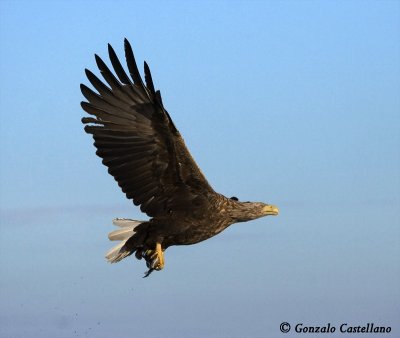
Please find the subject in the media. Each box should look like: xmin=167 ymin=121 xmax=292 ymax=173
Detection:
xmin=81 ymin=39 xmax=279 ymax=277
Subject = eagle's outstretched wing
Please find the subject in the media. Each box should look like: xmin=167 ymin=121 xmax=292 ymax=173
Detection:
xmin=81 ymin=39 xmax=214 ymax=217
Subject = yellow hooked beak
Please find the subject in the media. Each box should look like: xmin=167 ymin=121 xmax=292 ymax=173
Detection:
xmin=262 ymin=205 xmax=279 ymax=216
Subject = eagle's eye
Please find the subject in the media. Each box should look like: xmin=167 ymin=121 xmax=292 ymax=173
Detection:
xmin=230 ymin=196 xmax=239 ymax=201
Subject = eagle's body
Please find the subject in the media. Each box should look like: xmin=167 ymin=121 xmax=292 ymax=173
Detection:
xmin=81 ymin=39 xmax=279 ymax=277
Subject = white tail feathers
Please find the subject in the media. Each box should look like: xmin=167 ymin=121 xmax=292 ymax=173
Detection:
xmin=105 ymin=240 xmax=132 ymax=263
xmin=112 ymin=218 xmax=142 ymax=228
xmin=105 ymin=218 xmax=144 ymax=263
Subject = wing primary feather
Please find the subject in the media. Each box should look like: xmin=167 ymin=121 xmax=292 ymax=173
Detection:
xmin=155 ymin=90 xmax=163 ymax=106
xmin=124 ymin=38 xmax=147 ymax=91
xmin=85 ymin=68 xmax=142 ymax=105
xmin=95 ymin=54 xmax=122 ymax=90
xmin=108 ymin=43 xmax=133 ymax=85
xmin=82 ymin=117 xmax=101 ymax=124
xmin=80 ymin=101 xmax=139 ymax=124
xmin=144 ymin=61 xmax=155 ymax=95
xmin=85 ymin=69 xmax=114 ymax=99
xmin=80 ymin=83 xmax=134 ymax=116
xmin=93 ymin=57 xmax=138 ymax=105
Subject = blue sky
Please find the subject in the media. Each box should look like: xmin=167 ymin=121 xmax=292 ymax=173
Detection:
xmin=0 ymin=1 xmax=399 ymax=337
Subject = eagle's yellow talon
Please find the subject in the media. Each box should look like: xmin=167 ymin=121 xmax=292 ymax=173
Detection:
xmin=143 ymin=243 xmax=164 ymax=273
xmin=153 ymin=243 xmax=164 ymax=270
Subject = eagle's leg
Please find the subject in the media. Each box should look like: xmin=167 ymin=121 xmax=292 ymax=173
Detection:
xmin=142 ymin=243 xmax=164 ymax=278
xmin=151 ymin=243 xmax=165 ymax=270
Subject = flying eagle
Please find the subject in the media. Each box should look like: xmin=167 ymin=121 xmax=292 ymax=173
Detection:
xmin=81 ymin=39 xmax=279 ymax=277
